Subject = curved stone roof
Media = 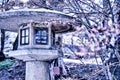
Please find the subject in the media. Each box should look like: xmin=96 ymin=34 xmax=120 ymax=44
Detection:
xmin=0 ymin=8 xmax=76 ymax=32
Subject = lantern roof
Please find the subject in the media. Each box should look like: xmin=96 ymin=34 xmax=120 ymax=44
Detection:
xmin=0 ymin=8 xmax=77 ymax=33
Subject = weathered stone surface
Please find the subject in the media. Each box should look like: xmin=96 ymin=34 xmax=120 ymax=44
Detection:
xmin=8 ymin=49 xmax=60 ymax=80
xmin=26 ymin=61 xmax=50 ymax=80
xmin=8 ymin=49 xmax=59 ymax=61
xmin=0 ymin=8 xmax=75 ymax=31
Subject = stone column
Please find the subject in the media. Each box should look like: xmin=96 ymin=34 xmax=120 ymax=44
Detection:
xmin=26 ymin=61 xmax=50 ymax=80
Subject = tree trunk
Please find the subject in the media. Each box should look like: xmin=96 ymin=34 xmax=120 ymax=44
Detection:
xmin=0 ymin=29 xmax=5 ymax=61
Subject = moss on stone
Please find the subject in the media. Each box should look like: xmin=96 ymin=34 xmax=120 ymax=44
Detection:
xmin=0 ymin=59 xmax=14 ymax=70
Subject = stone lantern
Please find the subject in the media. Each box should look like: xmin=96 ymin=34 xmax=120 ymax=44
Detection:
xmin=0 ymin=8 xmax=77 ymax=80
xmin=11 ymin=21 xmax=61 ymax=80
xmin=9 ymin=21 xmax=76 ymax=80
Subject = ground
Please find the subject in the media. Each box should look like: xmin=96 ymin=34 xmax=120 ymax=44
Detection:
xmin=0 ymin=58 xmax=120 ymax=80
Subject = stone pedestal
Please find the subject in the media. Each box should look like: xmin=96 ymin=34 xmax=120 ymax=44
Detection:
xmin=26 ymin=61 xmax=50 ymax=80
xmin=8 ymin=49 xmax=60 ymax=80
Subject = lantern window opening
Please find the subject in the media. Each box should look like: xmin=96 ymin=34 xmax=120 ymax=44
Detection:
xmin=20 ymin=28 xmax=29 ymax=45
xmin=34 ymin=27 xmax=48 ymax=45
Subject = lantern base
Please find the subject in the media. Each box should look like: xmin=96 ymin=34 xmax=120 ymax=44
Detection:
xmin=8 ymin=49 xmax=61 ymax=80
